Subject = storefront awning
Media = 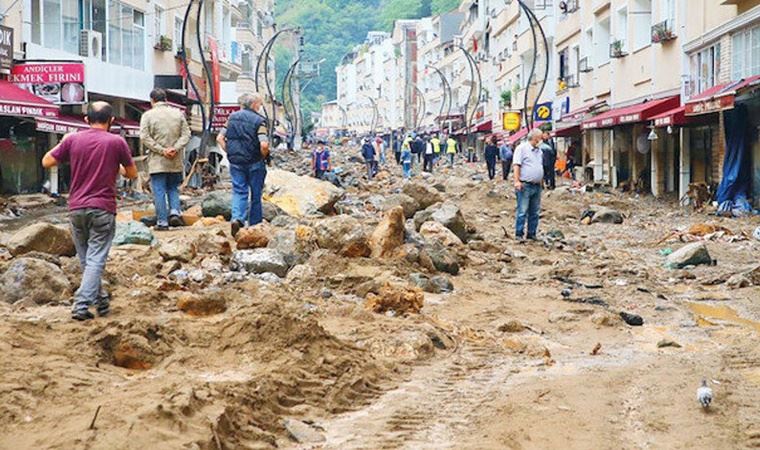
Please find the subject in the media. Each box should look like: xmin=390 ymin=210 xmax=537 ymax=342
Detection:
xmin=0 ymin=80 xmax=60 ymax=118
xmin=36 ymin=115 xmax=124 ymax=135
xmin=507 ymin=123 xmax=543 ymax=145
xmin=471 ymin=120 xmax=492 ymax=133
xmin=553 ymin=124 xmax=582 ymax=138
xmin=651 ymin=106 xmax=687 ymax=127
xmin=685 ymin=75 xmax=760 ymax=116
xmin=113 ymin=118 xmax=141 ymax=138
xmin=558 ymin=100 xmax=607 ymax=124
xmin=582 ymin=96 xmax=680 ymax=130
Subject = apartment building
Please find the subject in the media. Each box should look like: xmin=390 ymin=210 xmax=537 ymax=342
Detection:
xmin=0 ymin=0 xmax=273 ymax=194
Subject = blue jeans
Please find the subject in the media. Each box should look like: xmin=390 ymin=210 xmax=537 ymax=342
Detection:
xmin=402 ymin=161 xmax=412 ymax=179
xmin=515 ymin=182 xmax=542 ymax=238
xmin=230 ymin=162 xmax=267 ymax=226
xmin=70 ymin=208 xmax=116 ymax=315
xmin=150 ymin=172 xmax=182 ymax=227
xmin=448 ymin=153 xmax=455 ymax=166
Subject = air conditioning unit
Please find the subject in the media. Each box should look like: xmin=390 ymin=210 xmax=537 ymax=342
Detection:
xmin=80 ymin=29 xmax=103 ymax=59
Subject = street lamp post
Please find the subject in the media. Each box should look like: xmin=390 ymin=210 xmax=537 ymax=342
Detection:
xmin=426 ymin=64 xmax=452 ymax=133
xmin=516 ymin=0 xmax=550 ymax=129
xmin=457 ymin=44 xmax=482 ymax=143
xmin=282 ymin=58 xmax=301 ymax=150
xmin=413 ymin=85 xmax=426 ymax=131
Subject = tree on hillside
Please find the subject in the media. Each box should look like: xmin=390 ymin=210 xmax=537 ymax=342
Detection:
xmin=432 ymin=0 xmax=460 ymax=14
xmin=379 ymin=0 xmax=423 ymax=30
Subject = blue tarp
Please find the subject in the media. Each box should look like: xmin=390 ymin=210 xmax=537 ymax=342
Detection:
xmin=716 ymin=104 xmax=752 ymax=216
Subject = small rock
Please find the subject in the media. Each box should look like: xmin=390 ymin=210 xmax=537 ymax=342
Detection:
xmin=402 ymin=182 xmax=443 ymax=209
xmin=498 ymin=320 xmax=526 ymax=333
xmin=201 ymin=191 xmax=232 ymax=219
xmin=591 ymin=312 xmax=621 ymax=327
xmin=431 ymin=201 xmax=470 ymax=242
xmin=159 ymin=239 xmax=196 ymax=263
xmin=283 ymin=418 xmax=325 ymax=444
xmin=657 ymin=339 xmax=682 ymax=349
xmin=365 ymin=282 xmax=424 ymax=315
xmin=620 ymin=311 xmax=644 ymax=326
xmin=176 ymin=291 xmax=226 ymax=316
xmin=420 ymin=221 xmax=463 ymax=247
xmin=230 ymin=249 xmax=289 ymax=277
xmin=235 ymin=224 xmax=271 ymax=250
xmin=369 ymin=206 xmax=406 ymax=258
xmin=0 ymin=257 xmax=71 ymax=305
xmin=113 ymin=221 xmax=155 ymax=246
xmin=665 ymin=242 xmax=712 ymax=269
xmin=419 ymin=243 xmax=460 ymax=275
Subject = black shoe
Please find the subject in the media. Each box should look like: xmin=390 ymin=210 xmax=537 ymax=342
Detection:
xmin=154 ymin=225 xmax=169 ymax=231
xmin=97 ymin=291 xmax=111 ymax=317
xmin=72 ymin=310 xmax=95 ymax=321
xmin=168 ymin=215 xmax=185 ymax=227
xmin=231 ymin=220 xmax=243 ymax=238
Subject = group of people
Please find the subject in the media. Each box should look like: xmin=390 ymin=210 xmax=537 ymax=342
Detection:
xmin=42 ymin=89 xmax=270 ymax=321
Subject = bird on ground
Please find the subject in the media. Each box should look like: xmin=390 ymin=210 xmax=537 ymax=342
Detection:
xmin=561 ymin=288 xmax=572 ymax=298
xmin=697 ymin=379 xmax=713 ymax=409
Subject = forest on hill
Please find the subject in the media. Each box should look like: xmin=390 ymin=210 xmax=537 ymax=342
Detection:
xmin=273 ymin=0 xmax=461 ymax=129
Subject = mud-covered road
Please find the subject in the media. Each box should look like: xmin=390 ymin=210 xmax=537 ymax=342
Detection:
xmin=1 ymin=149 xmax=759 ymax=449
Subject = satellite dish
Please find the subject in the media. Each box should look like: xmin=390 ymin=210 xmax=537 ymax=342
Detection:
xmin=636 ymin=135 xmax=650 ymax=154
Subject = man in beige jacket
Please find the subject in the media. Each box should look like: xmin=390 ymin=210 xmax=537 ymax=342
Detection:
xmin=140 ymin=88 xmax=191 ymax=230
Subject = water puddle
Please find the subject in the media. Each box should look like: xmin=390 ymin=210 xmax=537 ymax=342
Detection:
xmin=688 ymin=303 xmax=760 ymax=333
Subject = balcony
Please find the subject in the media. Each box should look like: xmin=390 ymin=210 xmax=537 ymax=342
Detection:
xmin=556 ymin=74 xmax=579 ymax=93
xmin=652 ymin=19 xmax=677 ymax=44
xmin=559 ymin=0 xmax=580 ymax=16
xmin=579 ymin=57 xmax=593 ymax=73
xmin=610 ymin=39 xmax=628 ymax=58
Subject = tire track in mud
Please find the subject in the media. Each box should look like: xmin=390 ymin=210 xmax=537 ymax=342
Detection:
xmin=320 ymin=341 xmax=516 ymax=449
xmin=721 ymin=344 xmax=760 ymax=449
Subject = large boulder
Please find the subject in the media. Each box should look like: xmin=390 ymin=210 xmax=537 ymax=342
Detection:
xmin=158 ymin=238 xmax=196 ymax=262
xmin=314 ymin=215 xmax=371 ymax=257
xmin=665 ymin=242 xmax=712 ymax=269
xmin=420 ymin=221 xmax=463 ymax=247
xmin=201 ymin=191 xmax=232 ymax=220
xmin=430 ymin=201 xmax=469 ymax=242
xmin=267 ymin=225 xmax=318 ymax=267
xmin=6 ymin=223 xmax=76 ymax=257
xmin=420 ymin=243 xmax=460 ymax=275
xmin=588 ymin=205 xmax=624 ymax=224
xmin=0 ymin=257 xmax=71 ymax=304
xmin=264 ymin=169 xmax=344 ymax=217
xmin=369 ymin=193 xmax=420 ymax=218
xmin=230 ymin=249 xmax=289 ymax=277
xmin=402 ymin=182 xmax=443 ymax=209
xmin=369 ymin=206 xmax=406 ymax=258
xmin=113 ymin=221 xmax=155 ymax=246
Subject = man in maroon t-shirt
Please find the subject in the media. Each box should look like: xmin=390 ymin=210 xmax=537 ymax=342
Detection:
xmin=42 ymin=101 xmax=138 ymax=321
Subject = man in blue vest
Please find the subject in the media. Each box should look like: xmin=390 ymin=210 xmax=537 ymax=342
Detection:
xmin=217 ymin=93 xmax=269 ymax=237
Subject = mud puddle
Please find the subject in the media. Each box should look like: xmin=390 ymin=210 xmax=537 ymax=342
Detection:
xmin=688 ymin=303 xmax=760 ymax=333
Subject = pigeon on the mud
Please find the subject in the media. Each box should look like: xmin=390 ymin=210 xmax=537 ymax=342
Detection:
xmin=697 ymin=379 xmax=713 ymax=408
xmin=561 ymin=288 xmax=572 ymax=298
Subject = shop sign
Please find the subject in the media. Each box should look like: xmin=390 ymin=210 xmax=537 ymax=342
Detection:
xmin=502 ymin=111 xmax=521 ymax=131
xmin=654 ymin=116 xmax=672 ymax=127
xmin=0 ymin=103 xmax=58 ymax=117
xmin=36 ymin=119 xmax=83 ymax=134
xmin=0 ymin=25 xmax=13 ymax=71
xmin=533 ymin=102 xmax=552 ymax=121
xmin=211 ymin=104 xmax=240 ymax=131
xmin=9 ymin=62 xmax=86 ymax=105
xmin=619 ymin=113 xmax=642 ymax=124
xmin=685 ymin=95 xmax=735 ymax=116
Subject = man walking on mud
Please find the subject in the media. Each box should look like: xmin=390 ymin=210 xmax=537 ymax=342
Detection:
xmin=217 ymin=93 xmax=270 ymax=237
xmin=512 ymin=129 xmax=544 ymax=241
xmin=140 ymin=88 xmax=191 ymax=231
xmin=42 ymin=101 xmax=138 ymax=321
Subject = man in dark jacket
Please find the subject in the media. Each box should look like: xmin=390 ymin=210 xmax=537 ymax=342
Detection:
xmin=361 ymin=137 xmax=376 ymax=180
xmin=217 ymin=93 xmax=269 ymax=236
xmin=541 ymin=131 xmax=557 ymax=190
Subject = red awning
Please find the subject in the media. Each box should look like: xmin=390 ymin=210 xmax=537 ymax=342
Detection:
xmin=553 ymin=124 xmax=582 ymax=138
xmin=651 ymin=106 xmax=687 ymax=127
xmin=582 ymin=96 xmax=680 ymax=130
xmin=0 ymin=80 xmax=60 ymax=118
xmin=471 ymin=120 xmax=492 ymax=133
xmin=558 ymin=100 xmax=607 ymax=123
xmin=685 ymin=75 xmax=760 ymax=116
xmin=114 ymin=118 xmax=140 ymax=138
xmin=507 ymin=123 xmax=543 ymax=145
xmin=36 ymin=115 xmax=124 ymax=135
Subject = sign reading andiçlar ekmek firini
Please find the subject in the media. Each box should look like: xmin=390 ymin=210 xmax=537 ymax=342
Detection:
xmin=9 ymin=62 xmax=87 ymax=105
xmin=0 ymin=25 xmax=13 ymax=71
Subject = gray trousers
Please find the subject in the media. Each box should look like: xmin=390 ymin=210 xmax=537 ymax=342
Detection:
xmin=70 ymin=208 xmax=116 ymax=314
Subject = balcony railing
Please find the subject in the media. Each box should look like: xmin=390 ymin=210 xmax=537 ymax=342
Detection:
xmin=559 ymin=0 xmax=580 ymax=14
xmin=579 ymin=57 xmax=592 ymax=73
xmin=557 ymin=74 xmax=579 ymax=93
xmin=652 ymin=19 xmax=677 ymax=43
xmin=610 ymin=39 xmax=628 ymax=58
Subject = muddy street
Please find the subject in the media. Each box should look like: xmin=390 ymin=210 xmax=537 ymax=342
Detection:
xmin=1 ymin=150 xmax=759 ymax=450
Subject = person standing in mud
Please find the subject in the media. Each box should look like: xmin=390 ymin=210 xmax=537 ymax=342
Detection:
xmin=484 ymin=136 xmax=499 ymax=180
xmin=312 ymin=139 xmax=331 ymax=179
xmin=541 ymin=130 xmax=557 ymax=190
xmin=446 ymin=135 xmax=457 ymax=167
xmin=499 ymin=139 xmax=513 ymax=181
xmin=140 ymin=88 xmax=191 ymax=231
xmin=42 ymin=101 xmax=138 ymax=321
xmin=361 ymin=137 xmax=376 ymax=180
xmin=216 ymin=93 xmax=270 ymax=237
xmin=512 ymin=129 xmax=544 ymax=241
xmin=400 ymin=138 xmax=413 ymax=179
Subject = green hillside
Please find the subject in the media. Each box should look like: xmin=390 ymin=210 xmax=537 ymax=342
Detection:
xmin=273 ymin=0 xmax=460 ymax=131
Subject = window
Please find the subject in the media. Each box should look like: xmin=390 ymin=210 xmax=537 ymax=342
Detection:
xmin=174 ymin=16 xmax=184 ymax=53
xmin=558 ymin=47 xmax=569 ymax=80
xmin=595 ymin=17 xmax=611 ymax=66
xmin=616 ymin=7 xmax=628 ymax=50
xmin=106 ymin=1 xmax=145 ymax=70
xmin=154 ymin=5 xmax=166 ymax=45
xmin=659 ymin=0 xmax=675 ymax=28
xmin=691 ymin=44 xmax=721 ymax=95
xmin=632 ymin=0 xmax=652 ymax=50
xmin=582 ymin=27 xmax=593 ymax=67
xmin=732 ymin=25 xmax=760 ymax=81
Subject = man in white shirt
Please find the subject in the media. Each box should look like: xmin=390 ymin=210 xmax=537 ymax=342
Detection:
xmin=512 ymin=129 xmax=545 ymax=241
